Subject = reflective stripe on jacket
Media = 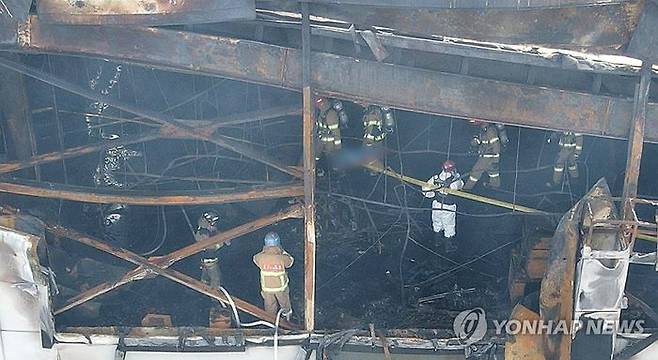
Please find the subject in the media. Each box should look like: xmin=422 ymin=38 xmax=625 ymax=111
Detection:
xmin=477 ymin=125 xmax=501 ymax=157
xmin=253 ymin=246 xmax=294 ymax=293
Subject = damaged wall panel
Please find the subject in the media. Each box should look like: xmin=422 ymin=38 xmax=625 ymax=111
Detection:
xmin=0 ymin=221 xmax=55 ymax=356
xmin=37 ymin=0 xmax=256 ymax=26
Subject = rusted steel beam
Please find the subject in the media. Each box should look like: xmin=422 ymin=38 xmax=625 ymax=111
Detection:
xmin=0 ymin=103 xmax=299 ymax=175
xmin=299 ymin=0 xmax=626 ymax=9
xmin=38 ymin=0 xmax=255 ymax=26
xmin=0 ymin=179 xmax=304 ymax=205
xmin=622 ymin=61 xmax=652 ymax=218
xmin=0 ymin=56 xmax=303 ymax=178
xmin=259 ymin=1 xmax=642 ymax=50
xmin=0 ymin=131 xmax=163 ymax=174
xmin=301 ymin=3 xmax=317 ymax=333
xmin=53 ymin=204 xmax=303 ymax=315
xmin=0 ymin=53 xmax=39 ymax=178
xmin=8 ymin=19 xmax=656 ymax=143
xmin=48 ymin=223 xmax=300 ymax=330
xmin=206 ymin=104 xmax=301 ymax=131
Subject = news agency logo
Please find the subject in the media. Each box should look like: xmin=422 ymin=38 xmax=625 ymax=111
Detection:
xmin=453 ymin=308 xmax=646 ymax=342
xmin=453 ymin=308 xmax=487 ymax=345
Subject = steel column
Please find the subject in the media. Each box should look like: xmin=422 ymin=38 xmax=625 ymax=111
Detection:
xmin=622 ymin=61 xmax=652 ymax=218
xmin=301 ymin=2 xmax=317 ymax=332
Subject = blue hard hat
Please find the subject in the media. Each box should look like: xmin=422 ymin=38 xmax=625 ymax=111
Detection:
xmin=264 ymin=232 xmax=281 ymax=247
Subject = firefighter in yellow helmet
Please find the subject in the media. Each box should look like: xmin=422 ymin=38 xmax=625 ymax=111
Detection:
xmin=253 ymin=232 xmax=294 ymax=319
xmin=315 ymin=97 xmax=347 ymax=160
xmin=464 ymin=121 xmax=501 ymax=190
xmin=549 ymin=131 xmax=583 ymax=186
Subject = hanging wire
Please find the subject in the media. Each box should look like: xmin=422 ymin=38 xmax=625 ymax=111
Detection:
xmin=140 ymin=206 xmax=168 ymax=256
xmin=407 ymin=238 xmax=521 ymax=287
xmin=318 ymin=225 xmax=395 ymax=290
xmin=407 ymin=236 xmax=496 ymax=278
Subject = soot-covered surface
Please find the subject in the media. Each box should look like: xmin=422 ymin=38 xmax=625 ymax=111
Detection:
xmin=5 ymin=54 xmax=658 ymax=331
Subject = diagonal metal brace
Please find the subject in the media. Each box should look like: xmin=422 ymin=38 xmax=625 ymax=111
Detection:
xmin=48 ymin=222 xmax=302 ymax=330
xmin=26 ymin=204 xmax=303 ymax=327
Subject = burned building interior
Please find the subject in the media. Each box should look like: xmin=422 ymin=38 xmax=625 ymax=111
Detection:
xmin=2 ymin=1 xmax=658 ymax=360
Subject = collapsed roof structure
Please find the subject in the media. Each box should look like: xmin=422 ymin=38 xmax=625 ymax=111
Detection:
xmin=1 ymin=1 xmax=658 ymax=359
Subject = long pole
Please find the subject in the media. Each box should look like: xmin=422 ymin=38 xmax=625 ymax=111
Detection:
xmin=301 ymin=1 xmax=317 ymax=332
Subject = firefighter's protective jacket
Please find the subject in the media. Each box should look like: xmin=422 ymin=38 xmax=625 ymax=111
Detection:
xmin=558 ymin=132 xmax=583 ymax=156
xmin=363 ymin=108 xmax=387 ymax=145
xmin=473 ymin=125 xmax=501 ymax=158
xmin=253 ymin=246 xmax=294 ymax=293
xmin=317 ymin=106 xmax=342 ymax=147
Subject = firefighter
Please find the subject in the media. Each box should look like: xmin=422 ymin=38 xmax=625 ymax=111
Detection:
xmin=464 ymin=121 xmax=501 ymax=190
xmin=549 ymin=132 xmax=583 ymax=186
xmin=363 ymin=106 xmax=395 ymax=147
xmin=422 ymin=160 xmax=464 ymax=252
xmin=194 ymin=211 xmax=223 ymax=290
xmin=362 ymin=106 xmax=394 ymax=169
xmin=253 ymin=232 xmax=294 ymax=319
xmin=315 ymin=97 xmax=347 ymax=160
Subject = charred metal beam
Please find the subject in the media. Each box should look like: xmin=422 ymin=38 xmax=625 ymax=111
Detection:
xmin=301 ymin=3 xmax=317 ymax=333
xmin=0 ymin=178 xmax=304 ymax=205
xmin=0 ymin=56 xmax=303 ymax=178
xmin=48 ymin=223 xmax=300 ymax=330
xmin=0 ymin=104 xmax=300 ymax=175
xmin=5 ymin=20 xmax=654 ymax=142
xmin=258 ymin=1 xmax=643 ymax=50
xmin=294 ymin=22 xmax=644 ymax=76
xmin=38 ymin=0 xmax=255 ymax=26
xmin=206 ymin=104 xmax=301 ymax=130
xmin=0 ymin=131 xmax=163 ymax=174
xmin=299 ymin=0 xmax=626 ymax=9
xmin=622 ymin=61 xmax=652 ymax=218
xmin=49 ymin=204 xmax=303 ymax=316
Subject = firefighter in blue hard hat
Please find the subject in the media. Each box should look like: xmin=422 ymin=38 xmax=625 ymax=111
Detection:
xmin=253 ymin=232 xmax=294 ymax=318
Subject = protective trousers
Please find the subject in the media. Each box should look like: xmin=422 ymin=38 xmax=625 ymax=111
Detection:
xmin=464 ymin=156 xmax=500 ymax=189
xmin=261 ymin=287 xmax=292 ymax=317
xmin=553 ymin=149 xmax=578 ymax=184
xmin=431 ymin=200 xmax=457 ymax=238
xmin=201 ymin=261 xmax=221 ymax=290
